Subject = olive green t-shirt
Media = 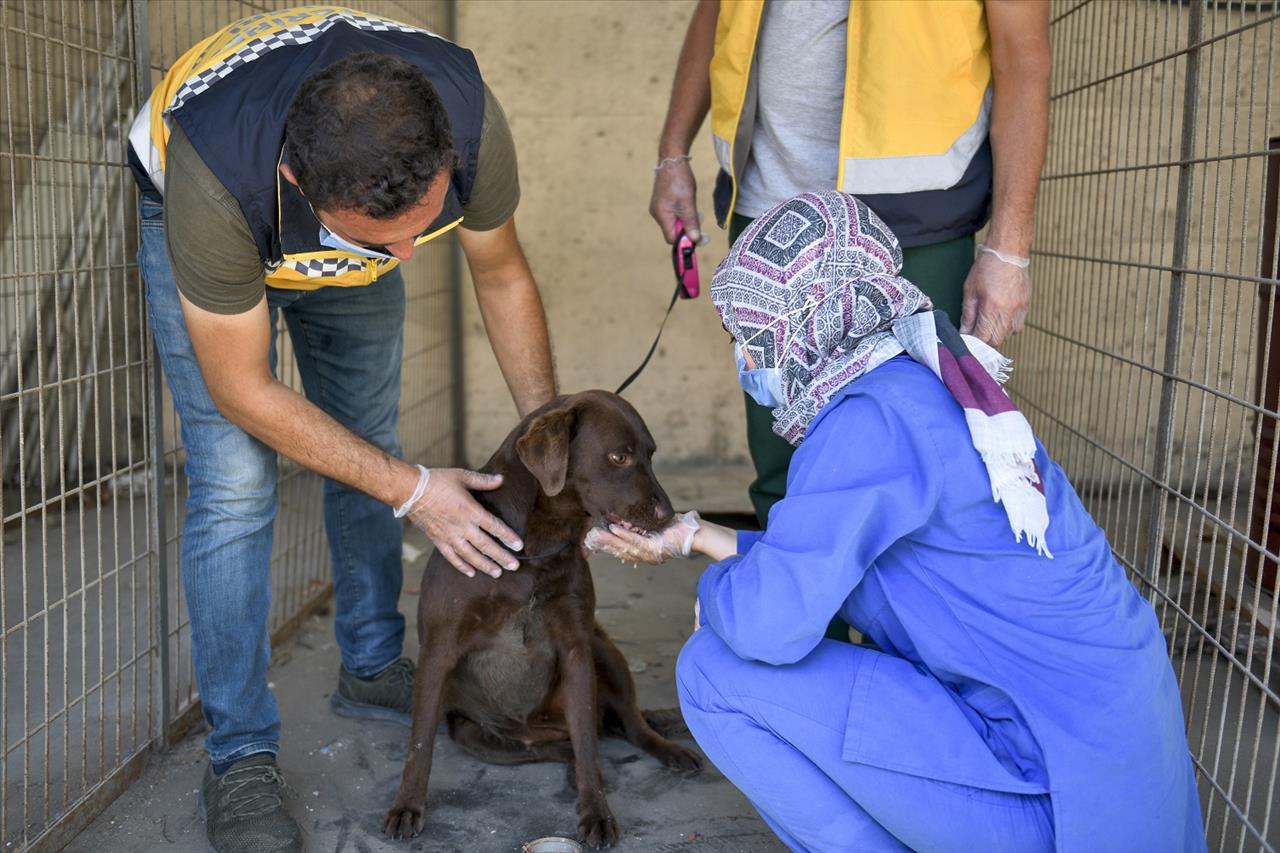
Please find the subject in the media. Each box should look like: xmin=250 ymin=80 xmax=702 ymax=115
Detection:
xmin=164 ymin=84 xmax=520 ymax=315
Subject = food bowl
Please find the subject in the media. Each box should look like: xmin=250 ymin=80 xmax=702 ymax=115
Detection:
xmin=521 ymin=838 xmax=584 ymax=853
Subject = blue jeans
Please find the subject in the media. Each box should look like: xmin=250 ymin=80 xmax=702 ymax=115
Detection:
xmin=139 ymin=195 xmax=407 ymax=765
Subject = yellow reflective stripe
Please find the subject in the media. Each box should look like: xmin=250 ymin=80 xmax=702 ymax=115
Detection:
xmin=262 ymin=279 xmax=368 ymax=292
xmin=841 ymin=88 xmax=992 ymax=195
xmin=413 ymin=217 xmax=462 ymax=245
xmin=709 ymin=0 xmax=765 ymax=221
xmin=147 ymin=34 xmax=219 ymax=166
xmin=835 ymin=2 xmax=859 ymax=194
xmin=266 ymin=258 xmax=395 ymax=288
xmin=708 ymin=0 xmax=763 ymax=146
xmin=180 ymin=7 xmax=352 ymax=80
xmin=281 ymin=250 xmax=371 ymax=261
xmin=843 ymin=1 xmax=990 ymax=159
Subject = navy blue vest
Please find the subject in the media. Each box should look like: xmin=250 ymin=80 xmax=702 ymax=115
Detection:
xmin=152 ymin=10 xmax=484 ymax=285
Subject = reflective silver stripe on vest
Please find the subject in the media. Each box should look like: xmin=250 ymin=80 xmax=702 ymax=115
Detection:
xmin=128 ymin=95 xmax=164 ymax=194
xmin=713 ymin=134 xmax=732 ymax=174
xmin=841 ymin=87 xmax=992 ymax=196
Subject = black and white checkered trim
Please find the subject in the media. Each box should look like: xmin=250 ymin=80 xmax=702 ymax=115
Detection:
xmin=275 ymin=256 xmax=370 ymax=278
xmin=167 ymin=12 xmax=440 ymax=113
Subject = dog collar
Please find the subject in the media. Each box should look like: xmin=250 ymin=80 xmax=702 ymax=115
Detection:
xmin=513 ymin=541 xmax=573 ymax=562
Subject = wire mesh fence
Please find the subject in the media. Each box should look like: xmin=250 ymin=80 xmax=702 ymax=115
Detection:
xmin=1007 ymin=1 xmax=1280 ymax=850
xmin=1 ymin=1 xmax=460 ymax=849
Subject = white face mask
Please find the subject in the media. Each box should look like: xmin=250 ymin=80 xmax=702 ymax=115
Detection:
xmin=735 ymin=345 xmax=786 ymax=408
xmin=317 ymin=224 xmax=394 ymax=260
xmin=305 ymin=195 xmax=395 ymax=260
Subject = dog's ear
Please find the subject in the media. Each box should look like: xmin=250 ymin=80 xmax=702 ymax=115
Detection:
xmin=515 ymin=407 xmax=576 ymax=496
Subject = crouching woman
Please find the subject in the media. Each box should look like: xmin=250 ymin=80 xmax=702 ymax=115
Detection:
xmin=588 ymin=192 xmax=1206 ymax=853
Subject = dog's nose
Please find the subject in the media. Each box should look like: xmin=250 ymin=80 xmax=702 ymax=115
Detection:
xmin=654 ymin=500 xmax=674 ymax=525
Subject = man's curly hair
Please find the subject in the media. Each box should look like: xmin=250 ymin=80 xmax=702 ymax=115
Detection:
xmin=284 ymin=52 xmax=455 ymax=219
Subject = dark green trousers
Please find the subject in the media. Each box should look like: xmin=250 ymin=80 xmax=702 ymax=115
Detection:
xmin=728 ymin=212 xmax=974 ymax=642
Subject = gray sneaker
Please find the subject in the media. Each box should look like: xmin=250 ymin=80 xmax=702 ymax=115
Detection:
xmin=200 ymin=753 xmax=301 ymax=853
xmin=330 ymin=657 xmax=415 ymax=726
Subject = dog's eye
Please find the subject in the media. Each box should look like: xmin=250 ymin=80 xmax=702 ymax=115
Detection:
xmin=608 ymin=452 xmax=631 ymax=466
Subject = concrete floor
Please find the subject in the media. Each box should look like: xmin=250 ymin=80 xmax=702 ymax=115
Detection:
xmin=45 ymin=465 xmax=1280 ymax=851
xmin=67 ymin=466 xmax=784 ymax=853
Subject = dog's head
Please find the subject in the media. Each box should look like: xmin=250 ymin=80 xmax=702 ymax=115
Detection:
xmin=514 ymin=391 xmax=674 ymax=534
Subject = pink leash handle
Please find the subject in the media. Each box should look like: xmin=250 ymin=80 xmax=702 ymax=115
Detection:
xmin=614 ymin=219 xmax=701 ymax=394
xmin=673 ymin=218 xmax=699 ymax=299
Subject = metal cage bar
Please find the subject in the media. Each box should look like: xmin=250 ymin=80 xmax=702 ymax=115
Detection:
xmin=1008 ymin=2 xmax=1280 ymax=850
xmin=1 ymin=1 xmax=460 ymax=849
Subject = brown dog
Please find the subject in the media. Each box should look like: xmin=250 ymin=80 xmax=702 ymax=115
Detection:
xmin=383 ymin=390 xmax=702 ymax=848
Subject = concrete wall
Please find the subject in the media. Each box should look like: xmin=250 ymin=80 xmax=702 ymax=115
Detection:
xmin=456 ymin=0 xmax=750 ymax=471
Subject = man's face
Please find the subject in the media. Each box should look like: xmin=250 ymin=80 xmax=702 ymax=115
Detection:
xmin=282 ymin=165 xmax=450 ymax=261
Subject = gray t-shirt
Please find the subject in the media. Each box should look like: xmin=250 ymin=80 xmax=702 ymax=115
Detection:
xmin=734 ymin=1 xmax=848 ymax=219
xmin=164 ymin=83 xmax=520 ymax=315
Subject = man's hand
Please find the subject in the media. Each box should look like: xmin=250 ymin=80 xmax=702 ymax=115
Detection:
xmin=649 ymin=158 xmax=703 ymax=245
xmin=960 ymin=250 xmax=1030 ymax=348
xmin=975 ymin=0 xmax=1050 ymax=348
xmin=650 ymin=0 xmax=718 ymax=245
xmin=403 ymin=468 xmax=524 ymax=579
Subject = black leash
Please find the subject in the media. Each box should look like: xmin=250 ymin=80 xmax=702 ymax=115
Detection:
xmin=615 ymin=224 xmax=699 ymax=395
xmin=614 ymin=280 xmax=683 ymax=395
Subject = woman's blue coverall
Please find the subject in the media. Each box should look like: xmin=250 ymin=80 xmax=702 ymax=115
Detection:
xmin=677 ymin=358 xmax=1206 ymax=853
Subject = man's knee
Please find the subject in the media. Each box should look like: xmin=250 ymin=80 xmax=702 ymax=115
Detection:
xmin=186 ymin=435 xmax=277 ymax=521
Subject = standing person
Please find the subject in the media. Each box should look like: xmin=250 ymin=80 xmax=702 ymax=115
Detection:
xmin=128 ymin=8 xmax=555 ymax=851
xmin=590 ymin=193 xmax=1206 ymax=853
xmin=649 ymin=0 xmax=1050 ymax=527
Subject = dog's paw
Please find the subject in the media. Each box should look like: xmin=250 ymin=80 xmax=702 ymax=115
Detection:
xmin=656 ymin=741 xmax=704 ymax=774
xmin=642 ymin=707 xmax=690 ymax=737
xmin=576 ymin=805 xmax=620 ymax=849
xmin=382 ymin=802 xmax=426 ymax=839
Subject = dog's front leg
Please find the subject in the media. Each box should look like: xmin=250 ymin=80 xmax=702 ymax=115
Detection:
xmin=557 ymin=632 xmax=618 ymax=849
xmin=383 ymin=637 xmax=456 ymax=839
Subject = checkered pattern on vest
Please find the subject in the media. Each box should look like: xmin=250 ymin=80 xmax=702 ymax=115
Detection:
xmin=269 ymin=256 xmax=372 ymax=278
xmin=167 ymin=11 xmax=437 ymax=114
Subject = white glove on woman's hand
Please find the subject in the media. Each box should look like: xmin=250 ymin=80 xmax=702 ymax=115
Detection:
xmin=583 ymin=511 xmax=701 ymax=564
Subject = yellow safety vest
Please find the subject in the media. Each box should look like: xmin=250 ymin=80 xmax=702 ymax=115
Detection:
xmin=709 ymin=0 xmax=992 ymax=228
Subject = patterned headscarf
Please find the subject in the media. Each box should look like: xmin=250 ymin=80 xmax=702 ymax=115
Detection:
xmin=711 ymin=192 xmax=1051 ymax=556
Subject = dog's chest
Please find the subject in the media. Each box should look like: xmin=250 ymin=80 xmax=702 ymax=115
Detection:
xmin=455 ymin=601 xmax=558 ymax=721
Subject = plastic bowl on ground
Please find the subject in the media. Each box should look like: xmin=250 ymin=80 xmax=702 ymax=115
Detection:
xmin=521 ymin=838 xmax=584 ymax=853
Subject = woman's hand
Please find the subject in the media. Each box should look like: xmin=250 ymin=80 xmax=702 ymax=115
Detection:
xmin=584 ymin=511 xmax=702 ymax=564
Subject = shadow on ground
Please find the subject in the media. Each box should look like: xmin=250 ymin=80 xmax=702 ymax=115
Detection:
xmin=69 ymin=510 xmax=782 ymax=853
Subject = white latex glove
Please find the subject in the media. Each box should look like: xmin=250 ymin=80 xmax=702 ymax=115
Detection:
xmin=960 ymin=244 xmax=1031 ymax=348
xmin=397 ymin=465 xmax=523 ymax=579
xmin=583 ymin=511 xmax=701 ymax=565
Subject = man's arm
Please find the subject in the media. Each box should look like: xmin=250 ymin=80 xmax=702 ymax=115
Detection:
xmin=457 ymin=218 xmax=556 ymax=416
xmin=178 ymin=293 xmax=525 ymax=578
xmin=649 ymin=0 xmax=718 ymax=244
xmin=961 ymin=0 xmax=1051 ymax=347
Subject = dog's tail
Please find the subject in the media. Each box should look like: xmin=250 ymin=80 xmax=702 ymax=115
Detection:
xmin=642 ymin=707 xmax=690 ymax=737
